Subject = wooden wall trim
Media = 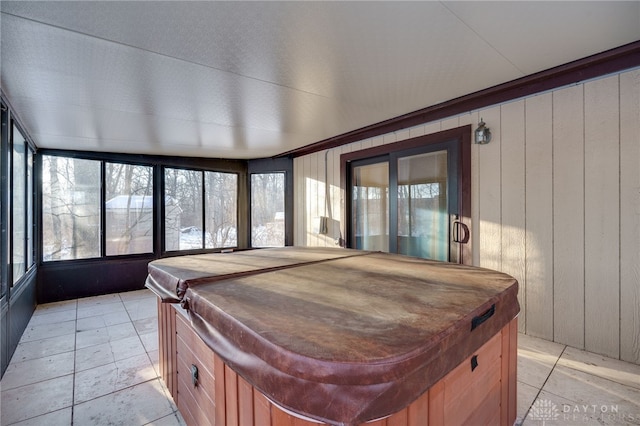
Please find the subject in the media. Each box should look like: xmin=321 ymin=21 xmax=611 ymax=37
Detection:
xmin=278 ymin=40 xmax=640 ymax=158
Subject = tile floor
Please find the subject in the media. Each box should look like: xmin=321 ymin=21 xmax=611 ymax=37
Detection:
xmin=1 ymin=289 xmax=639 ymax=425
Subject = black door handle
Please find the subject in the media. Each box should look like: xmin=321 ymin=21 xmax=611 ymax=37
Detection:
xmin=452 ymin=220 xmax=470 ymax=244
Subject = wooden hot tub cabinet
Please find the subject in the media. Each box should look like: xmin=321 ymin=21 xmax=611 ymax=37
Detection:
xmin=149 ymin=248 xmax=519 ymax=426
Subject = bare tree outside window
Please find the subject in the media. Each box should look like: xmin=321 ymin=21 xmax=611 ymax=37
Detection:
xmin=205 ymin=171 xmax=237 ymax=248
xmin=165 ymin=168 xmax=203 ymax=250
xmin=251 ymin=173 xmax=285 ymax=247
xmin=105 ymin=163 xmax=153 ymax=255
xmin=42 ymin=156 xmax=101 ymax=260
xmin=164 ymin=168 xmax=238 ymax=251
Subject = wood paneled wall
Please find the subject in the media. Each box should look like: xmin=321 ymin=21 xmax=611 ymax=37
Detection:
xmin=293 ymin=68 xmax=640 ymax=364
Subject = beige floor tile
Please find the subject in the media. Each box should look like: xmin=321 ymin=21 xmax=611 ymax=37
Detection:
xmin=517 ymin=381 xmax=540 ymax=422
xmin=144 ymin=412 xmax=185 ymax=426
xmin=157 ymin=375 xmax=178 ymax=413
xmin=75 ymin=327 xmax=112 ymax=349
xmin=77 ymin=301 xmax=127 ymax=319
xmin=27 ymin=308 xmax=76 ymax=326
xmin=124 ymin=299 xmax=158 ymax=321
xmin=518 ymin=333 xmax=566 ymax=389
xmin=9 ymin=407 xmax=72 ymax=426
xmin=541 ymin=364 xmax=640 ymax=424
xmin=519 ymin=333 xmax=566 ymax=356
xmin=0 ymin=351 xmax=75 ymax=390
xmin=148 ymin=349 xmax=160 ymax=378
xmin=119 ymin=289 xmax=156 ymax=302
xmin=76 ymin=311 xmax=131 ymax=330
xmin=31 ymin=299 xmax=76 ymax=316
xmin=134 ymin=316 xmax=158 ymax=335
xmin=75 ymin=321 xmax=137 ymax=349
xmin=76 ymin=293 xmax=122 ymax=308
xmin=10 ymin=333 xmax=75 ymax=363
xmin=75 ymin=335 xmax=147 ymax=372
xmin=74 ymin=353 xmax=157 ymax=404
xmin=72 ymin=379 xmax=174 ymax=425
xmin=175 ymin=410 xmax=187 ymax=426
xmin=19 ymin=319 xmax=76 ymax=343
xmin=106 ymin=321 xmax=139 ymax=340
xmin=140 ymin=331 xmax=159 ymax=353
xmin=0 ymin=375 xmax=74 ymax=425
xmin=558 ymin=346 xmax=640 ymax=390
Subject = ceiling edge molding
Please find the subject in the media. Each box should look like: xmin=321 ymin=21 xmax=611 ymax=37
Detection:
xmin=278 ymin=40 xmax=640 ymax=159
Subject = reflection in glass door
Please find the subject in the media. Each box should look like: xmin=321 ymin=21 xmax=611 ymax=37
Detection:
xmin=397 ymin=150 xmax=448 ymax=261
xmin=352 ymin=161 xmax=389 ymax=252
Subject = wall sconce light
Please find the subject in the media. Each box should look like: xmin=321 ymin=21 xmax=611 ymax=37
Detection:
xmin=474 ymin=118 xmax=492 ymax=144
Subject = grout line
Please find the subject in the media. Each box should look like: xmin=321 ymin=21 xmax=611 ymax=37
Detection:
xmin=71 ymin=299 xmax=78 ymax=425
xmin=521 ymin=344 xmax=568 ymax=423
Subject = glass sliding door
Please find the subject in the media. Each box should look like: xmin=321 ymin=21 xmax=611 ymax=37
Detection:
xmin=351 ymin=160 xmax=389 ymax=252
xmin=396 ymin=150 xmax=448 ymax=261
xmin=347 ymin=135 xmax=465 ymax=263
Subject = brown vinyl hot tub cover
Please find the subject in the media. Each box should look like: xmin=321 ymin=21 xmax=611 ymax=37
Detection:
xmin=145 ymin=246 xmax=369 ymax=303
xmin=153 ymin=249 xmax=520 ymax=425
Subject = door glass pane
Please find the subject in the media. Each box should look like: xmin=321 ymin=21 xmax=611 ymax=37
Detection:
xmin=397 ymin=150 xmax=448 ymax=261
xmin=165 ymin=168 xmax=203 ymax=251
xmin=251 ymin=173 xmax=285 ymax=247
xmin=105 ymin=163 xmax=154 ymax=255
xmin=352 ymin=162 xmax=389 ymax=252
xmin=42 ymin=156 xmax=101 ymax=260
xmin=205 ymin=171 xmax=237 ymax=248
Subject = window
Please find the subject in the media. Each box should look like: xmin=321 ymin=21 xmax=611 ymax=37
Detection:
xmin=42 ymin=156 xmax=101 ymax=260
xmin=164 ymin=168 xmax=237 ymax=251
xmin=105 ymin=163 xmax=154 ymax=255
xmin=352 ymin=160 xmax=389 ymax=253
xmin=10 ymin=125 xmax=35 ymax=284
xmin=205 ymin=171 xmax=238 ymax=249
xmin=251 ymin=173 xmax=285 ymax=247
xmin=397 ymin=150 xmax=449 ymax=261
xmin=12 ymin=126 xmax=26 ymax=282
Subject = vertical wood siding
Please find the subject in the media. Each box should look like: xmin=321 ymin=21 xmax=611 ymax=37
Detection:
xmin=552 ymin=85 xmax=585 ymax=349
xmin=584 ymin=75 xmax=620 ymax=359
xmin=620 ymin=70 xmax=640 ymax=364
xmin=293 ymin=69 xmax=640 ymax=364
xmin=500 ymin=101 xmax=526 ymax=335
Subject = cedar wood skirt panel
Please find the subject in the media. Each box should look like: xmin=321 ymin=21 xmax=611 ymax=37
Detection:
xmin=158 ymin=302 xmax=518 ymax=426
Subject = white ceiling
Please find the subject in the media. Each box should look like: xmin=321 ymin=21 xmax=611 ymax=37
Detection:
xmin=1 ymin=1 xmax=639 ymax=159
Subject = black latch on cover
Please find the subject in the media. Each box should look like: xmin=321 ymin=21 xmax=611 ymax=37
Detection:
xmin=471 ymin=304 xmax=495 ymax=331
xmin=191 ymin=364 xmax=199 ymax=387
xmin=471 ymin=355 xmax=479 ymax=371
